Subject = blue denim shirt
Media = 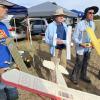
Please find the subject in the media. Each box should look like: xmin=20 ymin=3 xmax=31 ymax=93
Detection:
xmin=73 ymin=20 xmax=95 ymax=55
xmin=45 ymin=21 xmax=67 ymax=56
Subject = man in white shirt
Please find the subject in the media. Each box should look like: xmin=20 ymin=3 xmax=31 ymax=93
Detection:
xmin=70 ymin=6 xmax=99 ymax=84
xmin=45 ymin=8 xmax=68 ymax=66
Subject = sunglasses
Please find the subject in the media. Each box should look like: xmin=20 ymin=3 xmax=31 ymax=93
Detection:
xmin=88 ymin=12 xmax=94 ymax=14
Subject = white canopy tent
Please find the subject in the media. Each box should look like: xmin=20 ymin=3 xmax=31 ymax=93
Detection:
xmin=28 ymin=2 xmax=78 ymax=18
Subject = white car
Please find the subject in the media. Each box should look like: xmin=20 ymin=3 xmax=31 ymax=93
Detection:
xmin=9 ymin=27 xmax=26 ymax=40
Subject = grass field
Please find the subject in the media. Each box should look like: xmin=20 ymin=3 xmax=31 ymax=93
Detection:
xmin=15 ymin=20 xmax=100 ymax=100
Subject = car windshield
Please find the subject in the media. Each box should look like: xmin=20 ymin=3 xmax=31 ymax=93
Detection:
xmin=10 ymin=18 xmax=24 ymax=27
xmin=30 ymin=20 xmax=45 ymax=25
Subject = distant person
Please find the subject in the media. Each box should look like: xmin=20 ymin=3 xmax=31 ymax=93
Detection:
xmin=70 ymin=6 xmax=99 ymax=84
xmin=45 ymin=8 xmax=68 ymax=66
xmin=0 ymin=0 xmax=18 ymax=100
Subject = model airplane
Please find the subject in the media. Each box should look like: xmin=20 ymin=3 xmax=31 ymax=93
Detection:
xmin=1 ymin=66 xmax=100 ymax=100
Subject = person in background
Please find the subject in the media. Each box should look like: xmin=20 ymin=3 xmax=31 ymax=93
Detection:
xmin=45 ymin=8 xmax=68 ymax=67
xmin=0 ymin=0 xmax=18 ymax=100
xmin=70 ymin=6 xmax=99 ymax=84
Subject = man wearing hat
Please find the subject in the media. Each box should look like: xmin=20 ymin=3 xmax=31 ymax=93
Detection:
xmin=45 ymin=8 xmax=68 ymax=67
xmin=70 ymin=6 xmax=99 ymax=84
xmin=0 ymin=0 xmax=18 ymax=100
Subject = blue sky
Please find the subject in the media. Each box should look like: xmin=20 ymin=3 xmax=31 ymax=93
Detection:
xmin=8 ymin=0 xmax=100 ymax=14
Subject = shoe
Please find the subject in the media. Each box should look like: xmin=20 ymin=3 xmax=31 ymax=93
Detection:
xmin=81 ymin=77 xmax=91 ymax=83
xmin=70 ymin=77 xmax=78 ymax=85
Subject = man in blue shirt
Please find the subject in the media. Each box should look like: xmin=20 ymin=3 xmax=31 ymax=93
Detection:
xmin=0 ymin=22 xmax=12 ymax=69
xmin=70 ymin=6 xmax=99 ymax=84
xmin=0 ymin=1 xmax=18 ymax=100
xmin=0 ymin=0 xmax=14 ymax=71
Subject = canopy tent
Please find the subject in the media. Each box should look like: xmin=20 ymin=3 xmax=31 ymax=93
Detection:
xmin=8 ymin=4 xmax=28 ymax=16
xmin=28 ymin=2 xmax=78 ymax=18
xmin=71 ymin=9 xmax=84 ymax=17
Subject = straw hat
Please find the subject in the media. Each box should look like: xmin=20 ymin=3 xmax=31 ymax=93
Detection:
xmin=53 ymin=8 xmax=66 ymax=16
xmin=0 ymin=0 xmax=15 ymax=7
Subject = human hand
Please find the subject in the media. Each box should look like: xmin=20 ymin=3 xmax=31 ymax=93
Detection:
xmin=79 ymin=43 xmax=94 ymax=48
xmin=56 ymin=38 xmax=63 ymax=45
xmin=90 ymin=42 xmax=94 ymax=48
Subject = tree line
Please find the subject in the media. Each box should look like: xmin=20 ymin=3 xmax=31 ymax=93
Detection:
xmin=94 ymin=15 xmax=100 ymax=20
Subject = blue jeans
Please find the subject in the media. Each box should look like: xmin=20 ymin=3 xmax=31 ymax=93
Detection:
xmin=71 ymin=51 xmax=91 ymax=82
xmin=0 ymin=82 xmax=18 ymax=100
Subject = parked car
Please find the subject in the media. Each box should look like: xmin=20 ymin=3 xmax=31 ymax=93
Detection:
xmin=9 ymin=18 xmax=26 ymax=39
xmin=2 ymin=16 xmax=26 ymax=40
xmin=9 ymin=26 xmax=26 ymax=40
xmin=29 ymin=18 xmax=48 ymax=35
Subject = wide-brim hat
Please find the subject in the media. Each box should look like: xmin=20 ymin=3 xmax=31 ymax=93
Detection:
xmin=53 ymin=8 xmax=66 ymax=16
xmin=0 ymin=0 xmax=15 ymax=7
xmin=85 ymin=6 xmax=99 ymax=14
xmin=82 ymin=6 xmax=99 ymax=19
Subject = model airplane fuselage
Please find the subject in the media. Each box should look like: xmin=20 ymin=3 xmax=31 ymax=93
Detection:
xmin=1 ymin=69 xmax=100 ymax=100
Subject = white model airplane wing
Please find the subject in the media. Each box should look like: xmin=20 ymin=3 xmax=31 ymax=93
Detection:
xmin=43 ymin=60 xmax=55 ymax=70
xmin=58 ymin=65 xmax=69 ymax=75
xmin=1 ymin=69 xmax=100 ymax=100
xmin=43 ymin=60 xmax=68 ymax=87
xmin=43 ymin=60 xmax=69 ymax=75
